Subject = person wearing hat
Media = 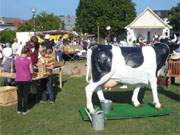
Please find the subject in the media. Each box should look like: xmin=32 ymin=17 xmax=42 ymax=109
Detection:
xmin=43 ymin=34 xmax=53 ymax=50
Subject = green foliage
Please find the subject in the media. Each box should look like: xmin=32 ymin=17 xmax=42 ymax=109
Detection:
xmin=17 ymin=21 xmax=33 ymax=31
xmin=76 ymin=0 xmax=136 ymax=38
xmin=17 ymin=12 xmax=62 ymax=32
xmin=0 ymin=30 xmax=16 ymax=43
xmin=168 ymin=3 xmax=180 ymax=32
xmin=34 ymin=12 xmax=61 ymax=31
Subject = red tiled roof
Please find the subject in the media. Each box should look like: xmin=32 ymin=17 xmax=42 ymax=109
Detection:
xmin=1 ymin=17 xmax=26 ymax=27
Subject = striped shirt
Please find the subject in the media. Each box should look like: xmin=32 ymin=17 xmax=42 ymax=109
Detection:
xmin=44 ymin=54 xmax=55 ymax=70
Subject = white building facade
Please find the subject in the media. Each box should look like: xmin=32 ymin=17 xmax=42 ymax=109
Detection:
xmin=125 ymin=8 xmax=172 ymax=44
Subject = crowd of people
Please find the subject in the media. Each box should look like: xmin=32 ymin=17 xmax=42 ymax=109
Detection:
xmin=110 ymin=33 xmax=180 ymax=48
xmin=0 ymin=34 xmax=79 ymax=115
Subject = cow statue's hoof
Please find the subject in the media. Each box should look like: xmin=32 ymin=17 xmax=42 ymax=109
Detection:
xmin=132 ymin=101 xmax=141 ymax=107
xmin=155 ymin=103 xmax=162 ymax=109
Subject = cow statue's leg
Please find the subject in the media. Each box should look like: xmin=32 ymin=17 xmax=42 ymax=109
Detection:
xmin=96 ymin=86 xmax=106 ymax=101
xmin=85 ymin=83 xmax=98 ymax=113
xmin=85 ymin=73 xmax=113 ymax=113
xmin=149 ymin=76 xmax=162 ymax=109
xmin=132 ymin=87 xmax=141 ymax=107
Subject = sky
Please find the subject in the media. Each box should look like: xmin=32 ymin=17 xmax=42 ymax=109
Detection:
xmin=0 ymin=0 xmax=179 ymax=20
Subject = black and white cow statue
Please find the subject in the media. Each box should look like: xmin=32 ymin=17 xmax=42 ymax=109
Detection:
xmin=85 ymin=42 xmax=177 ymax=113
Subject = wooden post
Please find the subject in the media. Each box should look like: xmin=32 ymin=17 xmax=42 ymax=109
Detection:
xmin=59 ymin=68 xmax=63 ymax=89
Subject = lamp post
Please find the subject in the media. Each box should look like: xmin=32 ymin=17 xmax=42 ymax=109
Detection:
xmin=97 ymin=22 xmax=100 ymax=43
xmin=32 ymin=8 xmax=36 ymax=35
xmin=106 ymin=26 xmax=111 ymax=44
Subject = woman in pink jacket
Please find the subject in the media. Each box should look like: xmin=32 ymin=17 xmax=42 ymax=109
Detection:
xmin=15 ymin=47 xmax=33 ymax=115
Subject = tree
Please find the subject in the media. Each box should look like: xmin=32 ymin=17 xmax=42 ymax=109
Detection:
xmin=75 ymin=0 xmax=136 ymax=38
xmin=17 ymin=21 xmax=33 ymax=31
xmin=18 ymin=12 xmax=62 ymax=32
xmin=168 ymin=3 xmax=180 ymax=33
xmin=0 ymin=30 xmax=16 ymax=43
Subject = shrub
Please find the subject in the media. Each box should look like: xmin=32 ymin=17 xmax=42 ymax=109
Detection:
xmin=0 ymin=30 xmax=16 ymax=44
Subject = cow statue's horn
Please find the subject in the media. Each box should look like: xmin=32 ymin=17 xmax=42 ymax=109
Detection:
xmin=171 ymin=34 xmax=177 ymax=43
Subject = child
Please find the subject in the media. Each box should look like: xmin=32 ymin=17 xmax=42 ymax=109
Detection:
xmin=40 ymin=48 xmax=55 ymax=103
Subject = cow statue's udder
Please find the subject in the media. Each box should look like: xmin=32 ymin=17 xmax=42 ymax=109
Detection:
xmin=103 ymin=79 xmax=119 ymax=89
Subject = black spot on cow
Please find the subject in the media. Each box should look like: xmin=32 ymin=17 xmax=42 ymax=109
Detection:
xmin=120 ymin=47 xmax=144 ymax=68
xmin=153 ymin=43 xmax=170 ymax=76
xmin=91 ymin=45 xmax=112 ymax=82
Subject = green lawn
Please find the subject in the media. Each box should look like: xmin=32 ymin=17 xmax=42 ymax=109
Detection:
xmin=0 ymin=76 xmax=180 ymax=135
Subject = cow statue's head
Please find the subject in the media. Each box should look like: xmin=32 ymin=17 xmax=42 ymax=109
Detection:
xmin=160 ymin=35 xmax=179 ymax=53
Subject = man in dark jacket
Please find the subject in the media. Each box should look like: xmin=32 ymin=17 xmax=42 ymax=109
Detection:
xmin=43 ymin=34 xmax=54 ymax=50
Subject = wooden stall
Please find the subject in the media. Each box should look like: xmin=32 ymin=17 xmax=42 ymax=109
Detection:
xmin=167 ymin=59 xmax=180 ymax=85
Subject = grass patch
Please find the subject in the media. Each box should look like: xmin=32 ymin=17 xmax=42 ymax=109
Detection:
xmin=0 ymin=76 xmax=180 ymax=134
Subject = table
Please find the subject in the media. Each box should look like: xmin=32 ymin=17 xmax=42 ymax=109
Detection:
xmin=0 ymin=66 xmax=63 ymax=89
xmin=0 ymin=72 xmax=15 ymax=79
xmin=30 ymin=67 xmax=63 ymax=102
xmin=0 ymin=72 xmax=48 ymax=80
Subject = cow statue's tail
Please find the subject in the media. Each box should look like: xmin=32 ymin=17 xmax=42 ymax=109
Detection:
xmin=86 ymin=48 xmax=92 ymax=83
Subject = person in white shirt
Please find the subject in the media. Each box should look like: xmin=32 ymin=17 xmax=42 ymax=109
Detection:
xmin=12 ymin=38 xmax=19 ymax=56
xmin=16 ymin=42 xmax=25 ymax=56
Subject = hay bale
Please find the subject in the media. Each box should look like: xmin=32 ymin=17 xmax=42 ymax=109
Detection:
xmin=0 ymin=86 xmax=17 ymax=106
